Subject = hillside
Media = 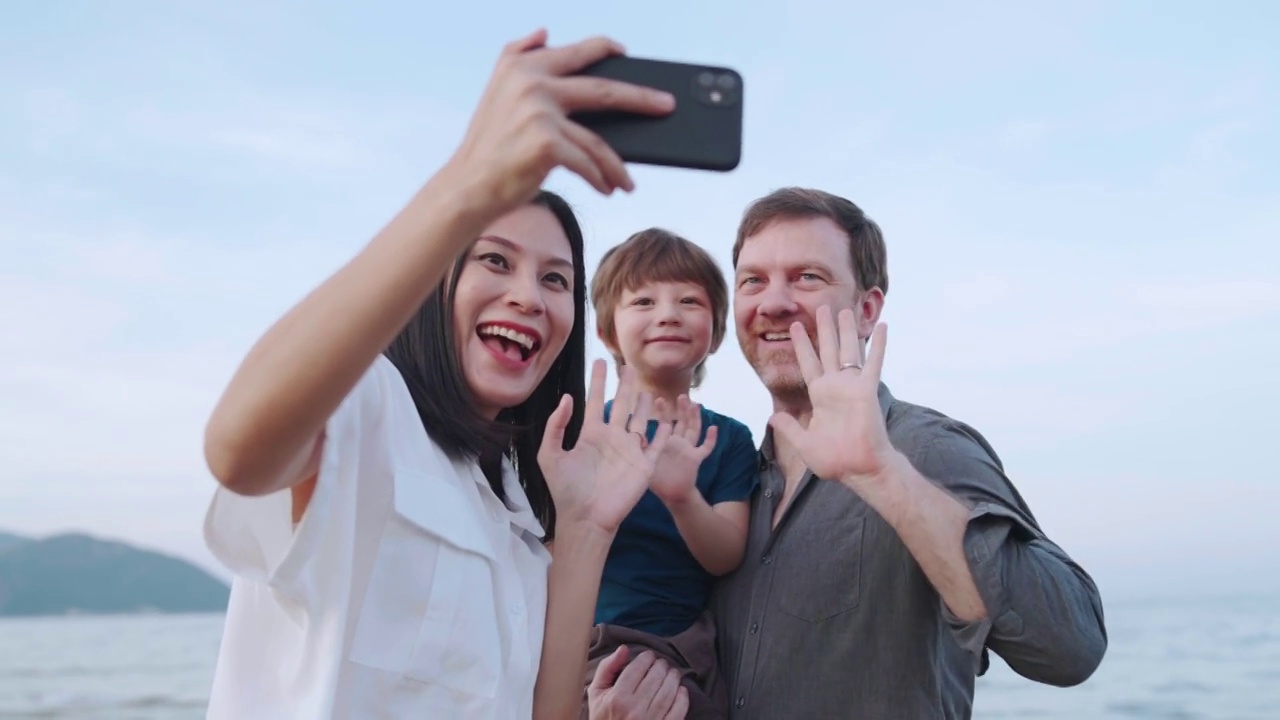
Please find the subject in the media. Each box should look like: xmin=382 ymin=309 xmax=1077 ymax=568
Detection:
xmin=0 ymin=531 xmax=229 ymax=617
xmin=0 ymin=531 xmax=28 ymax=554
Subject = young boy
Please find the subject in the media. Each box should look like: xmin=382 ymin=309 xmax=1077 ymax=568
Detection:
xmin=584 ymin=228 xmax=758 ymax=719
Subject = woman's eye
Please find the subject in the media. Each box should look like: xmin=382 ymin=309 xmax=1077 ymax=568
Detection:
xmin=544 ymin=272 xmax=570 ymax=288
xmin=479 ymin=252 xmax=509 ymax=269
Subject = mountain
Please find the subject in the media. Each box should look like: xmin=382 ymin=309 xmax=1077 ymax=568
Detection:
xmin=0 ymin=531 xmax=28 ymax=554
xmin=0 ymin=531 xmax=230 ymax=617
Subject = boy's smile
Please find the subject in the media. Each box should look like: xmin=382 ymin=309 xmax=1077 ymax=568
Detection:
xmin=608 ymin=280 xmax=715 ymax=385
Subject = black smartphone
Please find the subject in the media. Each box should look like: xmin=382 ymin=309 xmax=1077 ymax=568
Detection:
xmin=570 ymin=56 xmax=743 ymax=172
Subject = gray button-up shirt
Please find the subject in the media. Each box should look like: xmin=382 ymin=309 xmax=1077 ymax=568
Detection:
xmin=711 ymin=384 xmax=1107 ymax=719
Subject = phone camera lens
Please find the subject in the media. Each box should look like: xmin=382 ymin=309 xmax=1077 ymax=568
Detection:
xmin=697 ymin=72 xmax=716 ymax=87
xmin=716 ymin=73 xmax=737 ymax=90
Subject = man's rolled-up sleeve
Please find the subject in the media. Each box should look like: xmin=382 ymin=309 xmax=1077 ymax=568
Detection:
xmin=915 ymin=425 xmax=1108 ymax=687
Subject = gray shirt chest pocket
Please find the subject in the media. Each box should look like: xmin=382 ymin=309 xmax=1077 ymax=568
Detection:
xmin=774 ymin=512 xmax=866 ymax=623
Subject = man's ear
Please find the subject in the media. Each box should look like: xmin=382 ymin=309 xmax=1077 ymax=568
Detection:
xmin=858 ymin=287 xmax=886 ymax=339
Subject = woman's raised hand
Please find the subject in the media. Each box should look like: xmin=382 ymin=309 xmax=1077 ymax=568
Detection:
xmin=539 ymin=360 xmax=671 ymax=536
xmin=445 ymin=29 xmax=675 ymax=216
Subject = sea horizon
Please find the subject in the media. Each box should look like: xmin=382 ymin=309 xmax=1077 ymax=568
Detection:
xmin=2 ymin=591 xmax=1277 ymax=719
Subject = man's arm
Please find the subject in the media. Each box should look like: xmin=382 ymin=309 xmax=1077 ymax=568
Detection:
xmin=846 ymin=425 xmax=1107 ymax=687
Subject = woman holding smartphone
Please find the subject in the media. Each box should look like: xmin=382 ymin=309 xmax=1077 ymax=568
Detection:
xmin=200 ymin=30 xmax=688 ymax=720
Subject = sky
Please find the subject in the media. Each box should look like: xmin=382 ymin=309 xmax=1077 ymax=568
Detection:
xmin=1 ymin=1 xmax=1277 ymax=603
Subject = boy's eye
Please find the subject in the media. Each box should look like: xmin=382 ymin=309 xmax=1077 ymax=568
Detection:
xmin=632 ymin=297 xmax=653 ymax=306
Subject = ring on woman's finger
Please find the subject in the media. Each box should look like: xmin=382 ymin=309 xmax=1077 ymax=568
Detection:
xmin=839 ymin=361 xmax=862 ymax=371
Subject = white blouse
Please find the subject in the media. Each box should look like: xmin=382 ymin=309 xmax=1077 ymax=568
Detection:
xmin=203 ymin=355 xmax=552 ymax=719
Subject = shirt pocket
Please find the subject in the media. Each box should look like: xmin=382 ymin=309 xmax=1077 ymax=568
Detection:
xmin=348 ymin=466 xmax=503 ymax=700
xmin=775 ymin=513 xmax=865 ymax=623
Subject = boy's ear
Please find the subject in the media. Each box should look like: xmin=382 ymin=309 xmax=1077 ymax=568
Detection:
xmin=596 ymin=324 xmax=618 ymax=355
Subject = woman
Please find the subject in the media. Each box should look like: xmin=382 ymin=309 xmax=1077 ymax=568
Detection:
xmin=201 ymin=30 xmax=688 ymax=719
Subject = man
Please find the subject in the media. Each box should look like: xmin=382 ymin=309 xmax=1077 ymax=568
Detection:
xmin=590 ymin=187 xmax=1106 ymax=719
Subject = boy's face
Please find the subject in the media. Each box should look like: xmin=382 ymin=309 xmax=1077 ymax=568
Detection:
xmin=607 ymin=280 xmax=716 ymax=385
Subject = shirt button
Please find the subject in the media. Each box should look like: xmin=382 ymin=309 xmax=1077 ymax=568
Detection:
xmin=736 ymin=697 xmax=745 ymax=709
xmin=750 ymin=622 xmax=759 ymax=634
xmin=762 ymin=554 xmax=772 ymax=565
xmin=763 ymin=488 xmax=774 ymax=499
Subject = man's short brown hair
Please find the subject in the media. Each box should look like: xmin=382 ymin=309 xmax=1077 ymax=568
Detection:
xmin=732 ymin=187 xmax=889 ymax=295
xmin=591 ymin=228 xmax=729 ymax=388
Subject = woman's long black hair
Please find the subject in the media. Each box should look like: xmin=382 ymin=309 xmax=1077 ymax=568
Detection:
xmin=382 ymin=190 xmax=587 ymax=540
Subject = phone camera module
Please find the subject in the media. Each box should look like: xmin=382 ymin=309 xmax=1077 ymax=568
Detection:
xmin=691 ymin=69 xmax=741 ymax=109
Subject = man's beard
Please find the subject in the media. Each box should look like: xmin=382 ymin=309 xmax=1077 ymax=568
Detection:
xmin=750 ymin=348 xmax=808 ymax=398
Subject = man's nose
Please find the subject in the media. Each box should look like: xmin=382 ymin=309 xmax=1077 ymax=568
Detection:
xmin=755 ymin=284 xmax=798 ymax=317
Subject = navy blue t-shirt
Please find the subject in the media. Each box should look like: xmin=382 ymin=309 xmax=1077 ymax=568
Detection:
xmin=595 ymin=401 xmax=759 ymax=637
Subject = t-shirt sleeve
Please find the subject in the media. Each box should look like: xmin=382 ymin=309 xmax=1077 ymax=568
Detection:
xmin=202 ymin=355 xmax=394 ymax=600
xmin=704 ymin=416 xmax=760 ymax=506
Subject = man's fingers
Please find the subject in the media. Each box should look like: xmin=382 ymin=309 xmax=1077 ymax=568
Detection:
xmin=837 ymin=308 xmax=862 ymax=369
xmin=632 ymin=655 xmax=671 ymax=707
xmin=816 ymin=305 xmax=839 ymax=373
xmin=587 ymin=645 xmax=631 ymax=692
xmin=647 ymin=666 xmax=683 ymax=718
xmin=768 ymin=412 xmax=805 ymax=452
xmin=612 ymin=649 xmax=657 ymax=695
xmin=664 ymin=685 xmax=690 ymax=720
xmin=865 ymin=322 xmax=888 ymax=380
xmin=790 ymin=320 xmax=822 ymax=384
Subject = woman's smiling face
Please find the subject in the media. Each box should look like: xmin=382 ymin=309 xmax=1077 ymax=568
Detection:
xmin=452 ymin=203 xmax=576 ymax=418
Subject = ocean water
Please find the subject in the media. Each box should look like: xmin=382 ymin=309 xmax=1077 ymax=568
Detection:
xmin=0 ymin=595 xmax=1276 ymax=719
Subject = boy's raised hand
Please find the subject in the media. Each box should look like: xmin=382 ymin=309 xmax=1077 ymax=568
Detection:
xmin=649 ymin=395 xmax=718 ymax=506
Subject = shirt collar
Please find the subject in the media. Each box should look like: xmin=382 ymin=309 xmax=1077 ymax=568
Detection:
xmin=498 ymin=455 xmax=546 ymax=537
